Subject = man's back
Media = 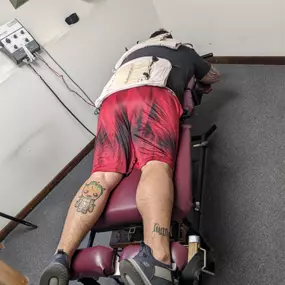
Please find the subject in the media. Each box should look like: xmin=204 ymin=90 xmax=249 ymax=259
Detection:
xmin=122 ymin=45 xmax=212 ymax=104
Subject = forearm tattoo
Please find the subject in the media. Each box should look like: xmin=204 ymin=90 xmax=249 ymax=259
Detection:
xmin=75 ymin=181 xmax=106 ymax=214
xmin=201 ymin=66 xmax=220 ymax=84
xmin=153 ymin=223 xmax=170 ymax=237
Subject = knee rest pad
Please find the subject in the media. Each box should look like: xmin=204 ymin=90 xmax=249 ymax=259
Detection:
xmin=71 ymin=242 xmax=188 ymax=280
xmin=71 ymin=246 xmax=116 ymax=280
xmin=120 ymin=242 xmax=188 ymax=272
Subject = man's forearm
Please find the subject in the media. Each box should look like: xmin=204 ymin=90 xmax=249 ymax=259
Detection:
xmin=200 ymin=65 xmax=221 ymax=84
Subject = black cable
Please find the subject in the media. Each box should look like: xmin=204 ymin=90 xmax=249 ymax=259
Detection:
xmin=40 ymin=46 xmax=95 ymax=106
xmin=36 ymin=54 xmax=95 ymax=107
xmin=28 ymin=64 xmax=96 ymax=137
xmin=0 ymin=212 xmax=37 ymax=229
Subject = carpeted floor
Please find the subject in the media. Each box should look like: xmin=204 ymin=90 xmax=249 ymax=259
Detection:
xmin=1 ymin=65 xmax=285 ymax=285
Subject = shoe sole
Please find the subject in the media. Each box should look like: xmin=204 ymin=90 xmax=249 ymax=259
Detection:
xmin=39 ymin=263 xmax=69 ymax=285
xmin=120 ymin=259 xmax=152 ymax=285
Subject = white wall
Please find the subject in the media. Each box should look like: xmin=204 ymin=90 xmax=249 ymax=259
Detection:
xmin=0 ymin=0 xmax=94 ymax=83
xmin=153 ymin=0 xmax=285 ymax=56
xmin=0 ymin=0 xmax=161 ymax=230
xmin=0 ymin=0 xmax=94 ymax=45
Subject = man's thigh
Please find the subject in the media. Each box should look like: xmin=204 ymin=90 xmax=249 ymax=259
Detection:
xmin=92 ymin=93 xmax=134 ymax=175
xmin=130 ymin=87 xmax=183 ymax=170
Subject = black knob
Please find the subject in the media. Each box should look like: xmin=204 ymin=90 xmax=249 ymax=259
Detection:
xmin=14 ymin=45 xmax=18 ymax=49
xmin=5 ymin=38 xmax=11 ymax=44
xmin=13 ymin=34 xmax=18 ymax=39
xmin=21 ymin=30 xmax=25 ymax=35
xmin=25 ymin=38 xmax=29 ymax=43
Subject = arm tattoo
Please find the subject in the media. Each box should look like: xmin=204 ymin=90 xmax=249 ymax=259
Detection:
xmin=75 ymin=181 xmax=106 ymax=214
xmin=152 ymin=223 xmax=170 ymax=237
xmin=201 ymin=66 xmax=220 ymax=84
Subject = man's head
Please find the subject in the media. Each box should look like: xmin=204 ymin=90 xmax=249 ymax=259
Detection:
xmin=149 ymin=29 xmax=173 ymax=39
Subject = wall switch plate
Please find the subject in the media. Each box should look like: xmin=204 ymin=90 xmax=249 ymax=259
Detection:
xmin=0 ymin=19 xmax=40 ymax=64
xmin=9 ymin=0 xmax=29 ymax=9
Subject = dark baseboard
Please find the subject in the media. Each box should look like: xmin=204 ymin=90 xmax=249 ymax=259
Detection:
xmin=0 ymin=139 xmax=95 ymax=242
xmin=210 ymin=56 xmax=285 ymax=65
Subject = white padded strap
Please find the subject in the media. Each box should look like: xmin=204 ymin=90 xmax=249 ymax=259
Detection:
xmin=95 ymin=57 xmax=172 ymax=108
xmin=115 ymin=34 xmax=183 ymax=70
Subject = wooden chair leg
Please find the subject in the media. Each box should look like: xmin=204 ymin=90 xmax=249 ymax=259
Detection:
xmin=188 ymin=235 xmax=201 ymax=261
xmin=0 ymin=260 xmax=28 ymax=285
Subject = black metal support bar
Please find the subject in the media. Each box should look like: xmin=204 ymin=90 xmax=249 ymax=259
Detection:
xmin=193 ymin=124 xmax=217 ymax=232
xmin=78 ymin=278 xmax=100 ymax=285
xmin=194 ymin=142 xmax=207 ymax=231
xmin=0 ymin=212 xmax=38 ymax=229
xmin=205 ymin=124 xmax=217 ymax=140
xmin=87 ymin=230 xmax=96 ymax=248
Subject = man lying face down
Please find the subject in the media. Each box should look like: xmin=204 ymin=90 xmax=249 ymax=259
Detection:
xmin=39 ymin=29 xmax=220 ymax=285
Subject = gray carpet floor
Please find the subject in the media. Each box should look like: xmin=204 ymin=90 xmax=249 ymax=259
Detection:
xmin=1 ymin=65 xmax=285 ymax=285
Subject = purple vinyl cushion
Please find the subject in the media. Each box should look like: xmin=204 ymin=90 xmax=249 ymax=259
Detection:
xmin=120 ymin=242 xmax=188 ymax=272
xmin=71 ymin=242 xmax=188 ymax=279
xmin=94 ymin=125 xmax=192 ymax=231
xmin=184 ymin=76 xmax=195 ymax=112
xmin=70 ymin=246 xmax=116 ymax=280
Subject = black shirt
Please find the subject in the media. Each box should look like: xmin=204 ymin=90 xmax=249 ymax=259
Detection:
xmin=122 ymin=45 xmax=211 ymax=104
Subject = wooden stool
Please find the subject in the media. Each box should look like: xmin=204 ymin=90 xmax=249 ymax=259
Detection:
xmin=0 ymin=260 xmax=28 ymax=285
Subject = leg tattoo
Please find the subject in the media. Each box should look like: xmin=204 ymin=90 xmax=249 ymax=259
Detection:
xmin=75 ymin=181 xmax=106 ymax=214
xmin=152 ymin=223 xmax=170 ymax=237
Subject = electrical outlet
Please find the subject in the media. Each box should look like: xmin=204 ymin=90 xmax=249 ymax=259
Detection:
xmin=0 ymin=19 xmax=40 ymax=64
xmin=9 ymin=0 xmax=29 ymax=9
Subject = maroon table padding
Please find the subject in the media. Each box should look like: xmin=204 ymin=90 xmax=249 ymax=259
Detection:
xmin=71 ymin=246 xmax=116 ymax=280
xmin=184 ymin=76 xmax=195 ymax=112
xmin=119 ymin=242 xmax=188 ymax=272
xmin=71 ymin=242 xmax=188 ymax=279
xmin=94 ymin=125 xmax=192 ymax=231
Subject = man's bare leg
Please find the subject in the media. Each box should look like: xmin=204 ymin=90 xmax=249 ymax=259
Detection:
xmin=57 ymin=171 xmax=122 ymax=260
xmin=137 ymin=161 xmax=174 ymax=265
xmin=120 ymin=161 xmax=174 ymax=285
xmin=40 ymin=171 xmax=122 ymax=285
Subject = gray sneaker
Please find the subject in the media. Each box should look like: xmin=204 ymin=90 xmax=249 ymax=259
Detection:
xmin=120 ymin=242 xmax=174 ymax=285
xmin=39 ymin=250 xmax=69 ymax=285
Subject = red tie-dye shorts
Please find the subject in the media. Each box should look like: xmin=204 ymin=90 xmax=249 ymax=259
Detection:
xmin=92 ymin=86 xmax=183 ymax=174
